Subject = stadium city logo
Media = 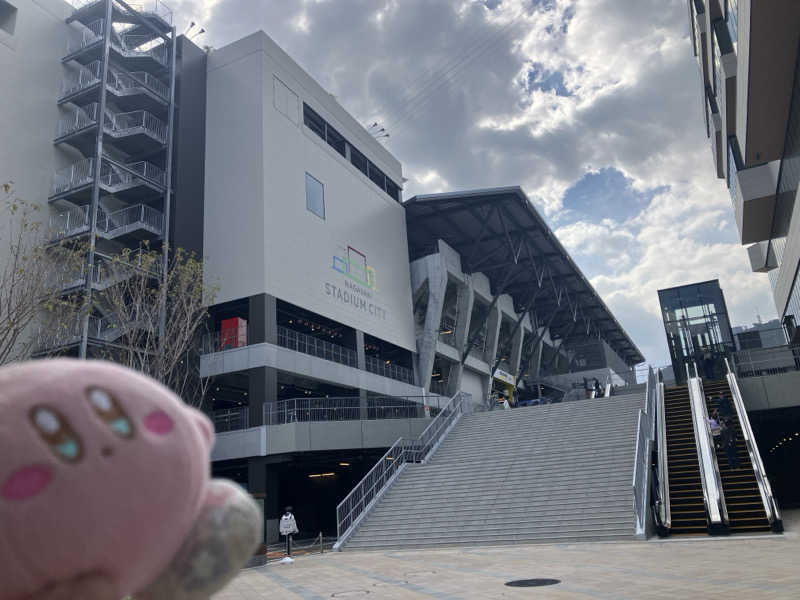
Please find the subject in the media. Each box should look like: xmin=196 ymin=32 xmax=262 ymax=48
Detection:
xmin=325 ymin=245 xmax=387 ymax=321
xmin=331 ymin=245 xmax=376 ymax=291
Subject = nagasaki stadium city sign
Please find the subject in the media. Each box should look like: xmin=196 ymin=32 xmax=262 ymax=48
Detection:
xmin=324 ymin=245 xmax=388 ymax=320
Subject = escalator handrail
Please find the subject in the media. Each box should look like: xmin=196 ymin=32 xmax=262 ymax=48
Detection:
xmin=685 ymin=362 xmax=729 ymax=529
xmin=723 ymin=358 xmax=782 ymax=526
xmin=655 ymin=374 xmax=670 ymax=529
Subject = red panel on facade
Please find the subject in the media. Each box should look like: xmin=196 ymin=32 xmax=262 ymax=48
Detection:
xmin=220 ymin=317 xmax=247 ymax=349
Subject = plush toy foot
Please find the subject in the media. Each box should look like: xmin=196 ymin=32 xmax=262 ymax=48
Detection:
xmin=136 ymin=479 xmax=261 ymax=600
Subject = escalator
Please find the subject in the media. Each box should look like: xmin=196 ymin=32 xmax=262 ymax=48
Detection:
xmin=663 ymin=385 xmax=707 ymax=534
xmin=703 ymin=379 xmax=772 ymax=533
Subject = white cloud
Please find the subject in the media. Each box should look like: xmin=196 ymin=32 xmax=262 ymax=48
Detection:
xmin=175 ymin=0 xmax=778 ymax=364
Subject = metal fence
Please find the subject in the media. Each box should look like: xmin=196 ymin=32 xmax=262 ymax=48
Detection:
xmin=333 ymin=391 xmax=468 ymax=550
xmin=730 ymin=344 xmax=800 ymax=378
xmin=68 ymin=0 xmax=173 ymax=24
xmin=264 ymin=395 xmax=446 ymax=426
xmin=212 ymin=407 xmax=249 ymax=433
xmin=277 ymin=326 xmax=358 ymax=368
xmin=364 ymin=355 xmax=414 ymax=384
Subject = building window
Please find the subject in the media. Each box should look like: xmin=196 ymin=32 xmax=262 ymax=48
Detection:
xmin=367 ymin=161 xmax=386 ymax=191
xmin=305 ymin=173 xmax=325 ymax=219
xmin=350 ymin=145 xmax=368 ymax=176
xmin=273 ymin=76 xmax=299 ymax=125
xmin=325 ymin=123 xmax=346 ymax=157
xmin=0 ymin=1 xmax=17 ymax=35
xmin=301 ymin=102 xmax=402 ymax=202
xmin=303 ymin=103 xmax=326 ymax=140
xmin=726 ymin=0 xmax=738 ymax=47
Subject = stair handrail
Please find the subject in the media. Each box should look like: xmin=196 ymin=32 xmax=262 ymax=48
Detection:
xmin=686 ymin=362 xmax=729 ymax=532
xmin=633 ymin=366 xmax=657 ymax=536
xmin=723 ymin=358 xmax=782 ymax=530
xmin=333 ymin=391 xmax=467 ymax=550
xmin=655 ymin=368 xmax=670 ymax=530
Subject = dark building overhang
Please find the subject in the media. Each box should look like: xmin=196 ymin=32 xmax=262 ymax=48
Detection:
xmin=403 ymin=187 xmax=645 ymax=366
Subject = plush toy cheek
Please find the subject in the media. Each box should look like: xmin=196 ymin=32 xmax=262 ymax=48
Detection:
xmin=1 ymin=465 xmax=53 ymax=501
xmin=144 ymin=410 xmax=174 ymax=435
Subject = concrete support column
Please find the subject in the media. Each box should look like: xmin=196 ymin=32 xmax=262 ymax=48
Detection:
xmin=509 ymin=323 xmax=526 ymax=376
xmin=249 ymin=293 xmax=277 ymax=345
xmin=485 ymin=303 xmax=502 ymax=367
xmin=454 ymin=283 xmax=474 ymax=351
xmin=248 ymin=366 xmax=278 ymax=426
xmin=248 ymin=459 xmax=280 ymax=544
xmin=356 ymin=330 xmax=367 ymax=418
xmin=415 ymin=261 xmax=447 ymax=392
xmin=445 ymin=282 xmax=474 ymax=397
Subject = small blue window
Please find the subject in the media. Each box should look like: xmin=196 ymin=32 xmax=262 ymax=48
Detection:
xmin=305 ymin=173 xmax=325 ymax=219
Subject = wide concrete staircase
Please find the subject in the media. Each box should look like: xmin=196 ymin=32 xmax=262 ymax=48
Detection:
xmin=344 ymin=393 xmax=643 ymax=550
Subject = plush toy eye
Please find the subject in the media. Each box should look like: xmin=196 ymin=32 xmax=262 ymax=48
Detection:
xmin=33 ymin=408 xmax=60 ymax=434
xmin=86 ymin=387 xmax=134 ymax=439
xmin=29 ymin=406 xmax=83 ymax=463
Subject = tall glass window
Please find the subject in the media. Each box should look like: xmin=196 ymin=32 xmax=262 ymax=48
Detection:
xmin=726 ymin=0 xmax=738 ymax=49
xmin=305 ymin=173 xmax=325 ymax=219
xmin=713 ymin=34 xmax=723 ymax=105
xmin=727 ymin=140 xmax=739 ymax=207
xmin=658 ymin=280 xmax=736 ymax=382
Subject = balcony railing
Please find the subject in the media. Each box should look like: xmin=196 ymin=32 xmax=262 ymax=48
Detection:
xmin=101 ymin=203 xmax=163 ymax=236
xmin=56 ymin=103 xmax=99 ymax=138
xmin=51 ymin=157 xmax=165 ymax=196
xmin=109 ymin=67 xmax=168 ymax=99
xmin=51 ymin=157 xmax=96 ymax=196
xmin=364 ymin=355 xmax=415 ymax=384
xmin=57 ymin=104 xmax=166 ymax=144
xmin=49 ymin=205 xmax=90 ymax=240
xmin=731 ymin=345 xmax=800 ymax=378
xmin=277 ymin=326 xmax=358 ymax=368
xmin=66 ymin=18 xmax=103 ymax=55
xmin=264 ymin=395 xmax=447 ymax=426
xmin=50 ymin=203 xmax=164 ymax=242
xmin=61 ymin=61 xmax=102 ymax=98
xmin=35 ymin=314 xmax=120 ymax=351
xmin=212 ymin=407 xmax=249 ymax=433
xmin=69 ymin=0 xmax=173 ymax=25
xmin=116 ymin=32 xmax=169 ymax=66
xmin=106 ymin=109 xmax=167 ymax=142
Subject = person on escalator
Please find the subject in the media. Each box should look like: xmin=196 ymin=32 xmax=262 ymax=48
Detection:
xmin=717 ymin=394 xmax=733 ymax=419
xmin=708 ymin=412 xmax=722 ymax=449
xmin=720 ymin=419 xmax=740 ymax=470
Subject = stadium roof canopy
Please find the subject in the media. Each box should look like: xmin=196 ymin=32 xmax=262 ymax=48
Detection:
xmin=404 ymin=187 xmax=645 ymax=366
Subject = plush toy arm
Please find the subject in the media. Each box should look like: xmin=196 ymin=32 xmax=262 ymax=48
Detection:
xmin=26 ymin=574 xmax=117 ymax=600
xmin=135 ymin=479 xmax=262 ymax=600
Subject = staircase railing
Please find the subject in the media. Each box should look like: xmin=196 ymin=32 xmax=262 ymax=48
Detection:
xmin=723 ymin=358 xmax=783 ymax=531
xmin=632 ymin=366 xmax=657 ymax=537
xmin=686 ymin=362 xmax=729 ymax=532
xmin=333 ymin=391 xmax=468 ymax=551
xmin=655 ymin=369 xmax=670 ymax=531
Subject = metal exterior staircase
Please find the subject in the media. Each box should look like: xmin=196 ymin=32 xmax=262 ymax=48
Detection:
xmin=342 ymin=393 xmax=643 ymax=550
xmin=663 ymin=385 xmax=707 ymax=534
xmin=703 ymin=379 xmax=772 ymax=533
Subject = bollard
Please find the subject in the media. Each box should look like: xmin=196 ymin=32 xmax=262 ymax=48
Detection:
xmin=319 ymin=531 xmax=323 ymax=554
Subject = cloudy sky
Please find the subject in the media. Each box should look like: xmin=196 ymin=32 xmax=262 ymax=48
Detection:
xmin=171 ymin=0 xmax=777 ymax=366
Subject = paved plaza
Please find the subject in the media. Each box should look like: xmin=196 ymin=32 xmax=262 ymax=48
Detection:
xmin=216 ymin=511 xmax=800 ymax=599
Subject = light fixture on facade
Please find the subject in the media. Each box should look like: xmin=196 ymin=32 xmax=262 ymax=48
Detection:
xmin=339 ymin=462 xmax=350 ymax=466
xmin=308 ymin=472 xmax=335 ymax=478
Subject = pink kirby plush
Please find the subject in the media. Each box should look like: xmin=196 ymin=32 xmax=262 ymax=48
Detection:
xmin=0 ymin=359 xmax=261 ymax=600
